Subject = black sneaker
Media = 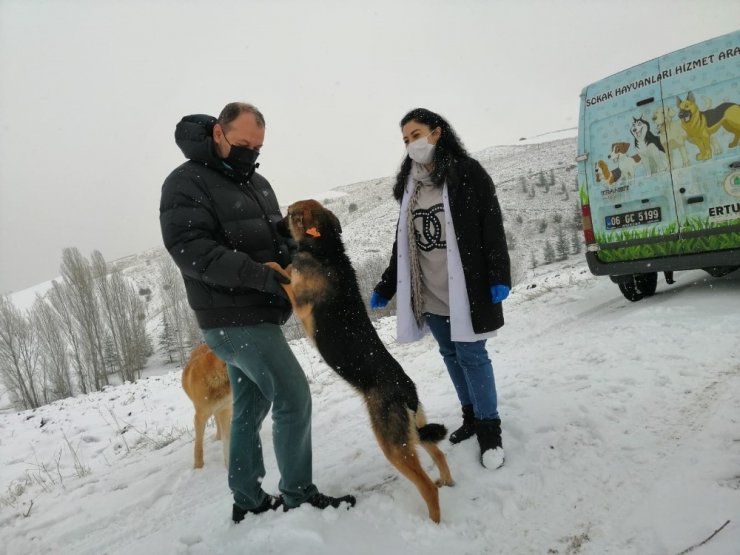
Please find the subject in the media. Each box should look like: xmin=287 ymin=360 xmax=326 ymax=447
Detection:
xmin=232 ymin=495 xmax=283 ymax=523
xmin=285 ymin=492 xmax=356 ymax=511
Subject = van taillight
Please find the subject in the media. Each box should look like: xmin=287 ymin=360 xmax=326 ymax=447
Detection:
xmin=582 ymin=203 xmax=595 ymax=244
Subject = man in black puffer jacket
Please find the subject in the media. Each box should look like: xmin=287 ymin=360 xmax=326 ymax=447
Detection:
xmin=160 ymin=102 xmax=355 ymax=523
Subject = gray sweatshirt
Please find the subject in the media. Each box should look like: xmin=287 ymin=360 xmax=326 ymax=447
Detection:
xmin=411 ymin=183 xmax=450 ymax=316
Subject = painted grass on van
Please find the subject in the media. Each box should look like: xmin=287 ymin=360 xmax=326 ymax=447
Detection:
xmin=682 ymin=232 xmax=740 ymax=254
xmin=681 ymin=216 xmax=740 ymax=232
xmin=594 ymin=224 xmax=678 ymax=262
xmin=596 ymin=229 xmax=740 ymax=263
xmin=680 ymin=216 xmax=740 ymax=254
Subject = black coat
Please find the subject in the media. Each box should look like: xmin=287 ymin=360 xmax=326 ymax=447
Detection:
xmin=374 ymin=157 xmax=511 ymax=334
xmin=159 ymin=114 xmax=293 ymax=329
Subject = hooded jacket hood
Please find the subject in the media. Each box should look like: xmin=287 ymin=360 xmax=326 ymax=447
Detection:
xmin=174 ymin=114 xmax=221 ymax=166
xmin=174 ymin=114 xmax=260 ymax=180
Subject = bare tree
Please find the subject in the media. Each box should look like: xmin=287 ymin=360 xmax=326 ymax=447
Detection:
xmin=0 ymin=295 xmax=42 ymax=409
xmin=60 ymin=248 xmax=108 ymax=390
xmin=30 ymin=297 xmax=73 ymax=401
xmin=91 ymin=251 xmax=150 ymax=382
xmin=157 ymin=258 xmax=200 ymax=366
xmin=47 ymin=280 xmax=89 ymax=394
xmin=91 ymin=251 xmax=122 ymax=377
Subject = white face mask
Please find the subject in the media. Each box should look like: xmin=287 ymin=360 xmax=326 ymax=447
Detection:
xmin=406 ymin=131 xmax=436 ymax=164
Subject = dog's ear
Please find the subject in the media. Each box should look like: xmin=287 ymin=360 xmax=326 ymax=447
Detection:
xmin=687 ymin=91 xmax=695 ymax=102
xmin=318 ymin=208 xmax=342 ymax=236
xmin=676 ymin=96 xmax=682 ymax=107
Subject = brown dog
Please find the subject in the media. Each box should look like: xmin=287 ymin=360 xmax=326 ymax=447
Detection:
xmin=181 ymin=344 xmax=232 ymax=469
xmin=265 ymin=199 xmax=454 ymax=523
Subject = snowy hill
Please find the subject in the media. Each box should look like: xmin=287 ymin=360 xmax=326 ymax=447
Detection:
xmin=2 ymin=260 xmax=739 ymax=554
xmin=286 ymin=135 xmax=580 ymax=282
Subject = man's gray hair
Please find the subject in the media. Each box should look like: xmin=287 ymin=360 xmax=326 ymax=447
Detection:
xmin=217 ymin=102 xmax=266 ymax=130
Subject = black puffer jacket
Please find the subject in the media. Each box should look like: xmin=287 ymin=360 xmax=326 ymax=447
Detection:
xmin=374 ymin=157 xmax=511 ymax=334
xmin=160 ymin=114 xmax=293 ymax=329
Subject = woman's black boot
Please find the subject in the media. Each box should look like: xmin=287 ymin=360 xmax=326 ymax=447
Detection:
xmin=474 ymin=418 xmax=505 ymax=469
xmin=449 ymin=404 xmax=475 ymax=444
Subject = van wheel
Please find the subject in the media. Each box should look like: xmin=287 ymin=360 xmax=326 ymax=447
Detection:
xmin=617 ymin=272 xmax=658 ymax=302
xmin=703 ymin=266 xmax=739 ymax=278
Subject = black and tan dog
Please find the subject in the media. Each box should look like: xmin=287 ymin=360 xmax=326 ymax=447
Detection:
xmin=266 ymin=199 xmax=454 ymax=523
xmin=676 ymin=91 xmax=740 ymax=160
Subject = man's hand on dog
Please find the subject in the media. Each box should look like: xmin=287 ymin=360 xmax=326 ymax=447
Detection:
xmin=263 ymin=267 xmax=291 ymax=299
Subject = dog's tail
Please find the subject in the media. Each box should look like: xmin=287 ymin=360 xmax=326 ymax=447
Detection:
xmin=417 ymin=423 xmax=448 ymax=443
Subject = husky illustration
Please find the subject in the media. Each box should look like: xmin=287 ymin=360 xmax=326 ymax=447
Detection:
xmin=630 ymin=116 xmax=668 ymax=175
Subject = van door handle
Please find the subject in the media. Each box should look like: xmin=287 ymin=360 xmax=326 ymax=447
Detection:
xmin=730 ymin=161 xmax=740 ymax=169
xmin=636 ymin=97 xmax=654 ymax=107
xmin=687 ymin=196 xmax=705 ymax=204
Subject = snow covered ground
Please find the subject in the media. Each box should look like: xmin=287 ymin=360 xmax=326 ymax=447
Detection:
xmin=1 ymin=260 xmax=739 ymax=555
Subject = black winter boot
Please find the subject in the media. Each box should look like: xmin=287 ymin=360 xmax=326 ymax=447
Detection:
xmin=284 ymin=492 xmax=356 ymax=512
xmin=474 ymin=418 xmax=505 ymax=469
xmin=232 ymin=495 xmax=283 ymax=523
xmin=449 ymin=404 xmax=476 ymax=444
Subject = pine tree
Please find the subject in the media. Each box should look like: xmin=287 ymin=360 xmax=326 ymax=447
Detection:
xmin=555 ymin=226 xmax=569 ymax=260
xmin=571 ymin=228 xmax=583 ymax=254
xmin=543 ymin=240 xmax=556 ymax=264
xmin=159 ymin=310 xmax=176 ymax=363
xmin=573 ymin=201 xmax=582 ymax=229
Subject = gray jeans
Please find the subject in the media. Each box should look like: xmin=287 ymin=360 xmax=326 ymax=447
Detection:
xmin=202 ymin=324 xmax=318 ymax=510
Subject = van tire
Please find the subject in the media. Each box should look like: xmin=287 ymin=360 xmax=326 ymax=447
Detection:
xmin=617 ymin=272 xmax=658 ymax=302
xmin=703 ymin=266 xmax=739 ymax=278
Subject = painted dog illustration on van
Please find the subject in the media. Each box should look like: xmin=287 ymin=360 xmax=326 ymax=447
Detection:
xmin=595 ymin=160 xmax=621 ymax=186
xmin=676 ymin=91 xmax=740 ymax=160
xmin=608 ymin=142 xmax=640 ymax=182
xmin=652 ymin=106 xmax=691 ymax=168
xmin=630 ymin=116 xmax=668 ymax=175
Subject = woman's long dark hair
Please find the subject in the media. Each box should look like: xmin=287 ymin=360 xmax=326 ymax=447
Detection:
xmin=392 ymin=108 xmax=469 ymax=200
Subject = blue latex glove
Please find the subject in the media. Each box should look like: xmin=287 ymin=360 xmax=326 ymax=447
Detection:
xmin=369 ymin=291 xmax=389 ymax=309
xmin=490 ymin=284 xmax=510 ymax=304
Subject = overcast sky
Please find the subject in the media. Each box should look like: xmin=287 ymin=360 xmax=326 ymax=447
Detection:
xmin=1 ymin=0 xmax=738 ymax=294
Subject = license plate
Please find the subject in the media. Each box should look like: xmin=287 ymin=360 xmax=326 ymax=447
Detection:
xmin=605 ymin=207 xmax=662 ymax=230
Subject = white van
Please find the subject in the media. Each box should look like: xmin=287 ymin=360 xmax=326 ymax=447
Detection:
xmin=577 ymin=30 xmax=740 ymax=301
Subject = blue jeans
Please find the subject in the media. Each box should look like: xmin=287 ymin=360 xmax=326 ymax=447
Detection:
xmin=202 ymin=325 xmax=318 ymax=510
xmin=424 ymin=313 xmax=499 ymax=420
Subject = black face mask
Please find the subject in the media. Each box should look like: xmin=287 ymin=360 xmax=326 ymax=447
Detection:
xmin=223 ymin=136 xmax=260 ymax=177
